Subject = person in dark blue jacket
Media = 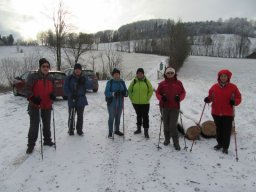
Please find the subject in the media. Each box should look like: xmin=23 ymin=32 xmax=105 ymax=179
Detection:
xmin=63 ymin=63 xmax=88 ymax=136
xmin=105 ymin=68 xmax=128 ymax=138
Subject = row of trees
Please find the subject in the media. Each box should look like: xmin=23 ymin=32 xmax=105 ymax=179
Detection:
xmin=0 ymin=34 xmax=14 ymax=45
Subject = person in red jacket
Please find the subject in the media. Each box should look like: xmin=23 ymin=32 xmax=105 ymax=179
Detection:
xmin=156 ymin=67 xmax=186 ymax=150
xmin=25 ymin=58 xmax=56 ymax=154
xmin=204 ymin=69 xmax=241 ymax=154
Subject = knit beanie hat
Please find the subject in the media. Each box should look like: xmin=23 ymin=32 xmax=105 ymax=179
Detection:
xmin=136 ymin=68 xmax=144 ymax=74
xmin=111 ymin=68 xmax=120 ymax=76
xmin=39 ymin=58 xmax=50 ymax=68
xmin=74 ymin=63 xmax=82 ymax=70
xmin=165 ymin=67 xmax=175 ymax=75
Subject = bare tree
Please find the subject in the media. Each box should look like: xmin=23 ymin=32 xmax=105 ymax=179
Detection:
xmin=53 ymin=0 xmax=71 ymax=70
xmin=63 ymin=32 xmax=93 ymax=66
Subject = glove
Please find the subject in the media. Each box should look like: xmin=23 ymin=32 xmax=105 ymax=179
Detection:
xmin=230 ymin=99 xmax=235 ymax=106
xmin=71 ymin=93 xmax=77 ymax=101
xmin=114 ymin=91 xmax=121 ymax=97
xmin=204 ymin=97 xmax=211 ymax=103
xmin=78 ymin=76 xmax=85 ymax=85
xmin=49 ymin=93 xmax=56 ymax=100
xmin=161 ymin=95 xmax=168 ymax=102
xmin=121 ymin=90 xmax=128 ymax=97
xmin=106 ymin=96 xmax=113 ymax=105
xmin=31 ymin=96 xmax=41 ymax=105
xmin=175 ymin=95 xmax=180 ymax=102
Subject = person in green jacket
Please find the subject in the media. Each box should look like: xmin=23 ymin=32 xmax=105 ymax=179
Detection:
xmin=128 ymin=68 xmax=153 ymax=138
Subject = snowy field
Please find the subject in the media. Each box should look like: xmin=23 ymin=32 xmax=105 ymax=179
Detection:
xmin=0 ymin=47 xmax=256 ymax=192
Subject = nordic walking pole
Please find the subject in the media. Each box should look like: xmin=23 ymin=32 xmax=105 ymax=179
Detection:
xmin=179 ymin=112 xmax=187 ymax=151
xmin=39 ymin=108 xmax=43 ymax=160
xmin=233 ymin=107 xmax=239 ymax=162
xmin=52 ymin=105 xmax=56 ymax=150
xmin=190 ymin=102 xmax=206 ymax=152
xmin=157 ymin=107 xmax=164 ymax=150
xmin=122 ymin=96 xmax=125 ymax=142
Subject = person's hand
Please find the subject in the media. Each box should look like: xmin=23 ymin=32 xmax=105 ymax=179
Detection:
xmin=204 ymin=97 xmax=211 ymax=103
xmin=175 ymin=95 xmax=180 ymax=102
xmin=49 ymin=93 xmax=56 ymax=100
xmin=121 ymin=90 xmax=128 ymax=97
xmin=230 ymin=99 xmax=235 ymax=106
xmin=31 ymin=96 xmax=41 ymax=105
xmin=114 ymin=91 xmax=121 ymax=97
xmin=71 ymin=93 xmax=77 ymax=101
xmin=78 ymin=77 xmax=85 ymax=85
xmin=161 ymin=95 xmax=168 ymax=102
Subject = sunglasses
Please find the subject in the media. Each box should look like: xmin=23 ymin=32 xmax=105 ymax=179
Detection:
xmin=166 ymin=72 xmax=174 ymax=74
xmin=41 ymin=65 xmax=50 ymax=68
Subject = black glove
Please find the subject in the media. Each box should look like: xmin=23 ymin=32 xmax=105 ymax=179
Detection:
xmin=114 ymin=91 xmax=121 ymax=97
xmin=49 ymin=93 xmax=56 ymax=100
xmin=175 ymin=95 xmax=180 ymax=102
xmin=230 ymin=99 xmax=235 ymax=106
xmin=106 ymin=96 xmax=113 ymax=105
xmin=78 ymin=76 xmax=85 ymax=85
xmin=121 ymin=90 xmax=128 ymax=97
xmin=31 ymin=96 xmax=41 ymax=105
xmin=161 ymin=95 xmax=168 ymax=102
xmin=204 ymin=97 xmax=211 ymax=103
xmin=71 ymin=93 xmax=77 ymax=101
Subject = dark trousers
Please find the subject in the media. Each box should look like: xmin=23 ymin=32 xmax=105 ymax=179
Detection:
xmin=212 ymin=115 xmax=233 ymax=149
xmin=27 ymin=104 xmax=52 ymax=147
xmin=68 ymin=107 xmax=85 ymax=132
xmin=133 ymin=104 xmax=150 ymax=129
xmin=162 ymin=108 xmax=179 ymax=144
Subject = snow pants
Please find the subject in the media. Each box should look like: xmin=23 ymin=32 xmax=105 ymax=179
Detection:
xmin=132 ymin=104 xmax=150 ymax=129
xmin=162 ymin=108 xmax=179 ymax=145
xmin=27 ymin=104 xmax=52 ymax=147
xmin=212 ymin=115 xmax=233 ymax=149
xmin=68 ymin=107 xmax=85 ymax=132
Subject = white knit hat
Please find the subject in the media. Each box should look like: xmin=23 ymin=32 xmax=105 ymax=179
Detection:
xmin=165 ymin=67 xmax=175 ymax=74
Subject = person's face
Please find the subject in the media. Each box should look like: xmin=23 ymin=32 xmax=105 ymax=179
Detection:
xmin=165 ymin=71 xmax=175 ymax=78
xmin=74 ymin=68 xmax=82 ymax=76
xmin=40 ymin=63 xmax=50 ymax=75
xmin=136 ymin=72 xmax=144 ymax=79
xmin=113 ymin=73 xmax=120 ymax=79
xmin=220 ymin=74 xmax=228 ymax=83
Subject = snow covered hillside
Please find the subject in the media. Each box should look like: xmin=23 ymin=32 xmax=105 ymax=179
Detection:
xmin=0 ymin=52 xmax=256 ymax=192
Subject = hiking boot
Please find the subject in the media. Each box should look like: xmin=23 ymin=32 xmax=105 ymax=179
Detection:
xmin=144 ymin=129 xmax=149 ymax=139
xmin=222 ymin=148 xmax=228 ymax=154
xmin=214 ymin=144 xmax=222 ymax=150
xmin=114 ymin=130 xmax=124 ymax=136
xmin=43 ymin=141 xmax=55 ymax=146
xmin=108 ymin=132 xmax=113 ymax=139
xmin=174 ymin=143 xmax=181 ymax=151
xmin=134 ymin=129 xmax=142 ymax=134
xmin=68 ymin=130 xmax=74 ymax=136
xmin=77 ymin=131 xmax=84 ymax=136
xmin=26 ymin=146 xmax=34 ymax=154
xmin=163 ymin=140 xmax=170 ymax=146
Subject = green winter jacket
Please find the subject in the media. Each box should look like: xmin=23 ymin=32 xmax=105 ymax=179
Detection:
xmin=128 ymin=77 xmax=153 ymax=104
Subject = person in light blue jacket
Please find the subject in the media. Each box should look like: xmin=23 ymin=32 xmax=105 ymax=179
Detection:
xmin=105 ymin=68 xmax=128 ymax=138
xmin=63 ymin=63 xmax=88 ymax=136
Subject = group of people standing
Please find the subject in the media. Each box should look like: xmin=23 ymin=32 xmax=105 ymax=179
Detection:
xmin=25 ymin=58 xmax=241 ymax=156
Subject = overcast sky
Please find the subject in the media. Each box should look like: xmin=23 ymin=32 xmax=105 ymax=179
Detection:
xmin=0 ymin=0 xmax=255 ymax=40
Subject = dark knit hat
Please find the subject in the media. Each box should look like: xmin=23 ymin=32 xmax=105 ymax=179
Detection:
xmin=74 ymin=63 xmax=82 ymax=70
xmin=136 ymin=68 xmax=144 ymax=74
xmin=111 ymin=68 xmax=120 ymax=76
xmin=39 ymin=58 xmax=50 ymax=68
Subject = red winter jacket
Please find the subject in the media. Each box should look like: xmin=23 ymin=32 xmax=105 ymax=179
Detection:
xmin=26 ymin=70 xmax=54 ymax=109
xmin=156 ymin=76 xmax=186 ymax=109
xmin=207 ymin=69 xmax=241 ymax=116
